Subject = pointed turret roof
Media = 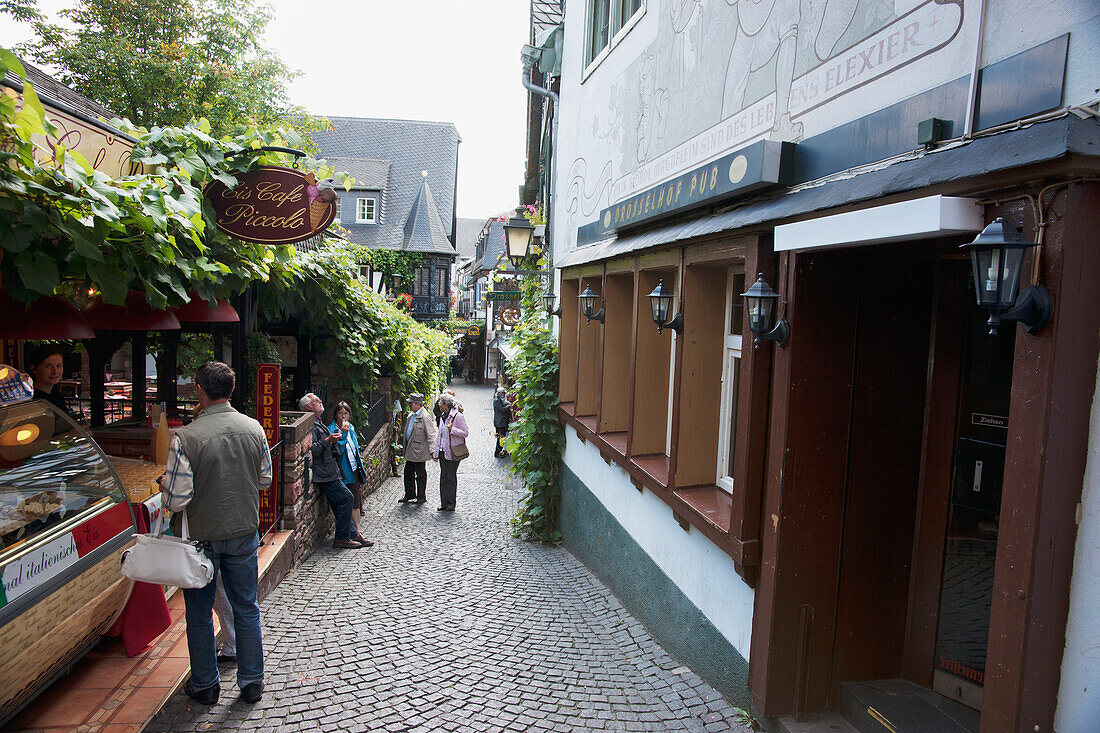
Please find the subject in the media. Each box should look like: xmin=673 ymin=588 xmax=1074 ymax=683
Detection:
xmin=402 ymin=173 xmax=455 ymax=255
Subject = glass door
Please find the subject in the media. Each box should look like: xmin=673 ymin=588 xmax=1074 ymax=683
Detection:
xmin=932 ymin=298 xmax=1016 ymax=710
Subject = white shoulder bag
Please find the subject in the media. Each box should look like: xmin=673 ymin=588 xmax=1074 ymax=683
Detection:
xmin=120 ymin=510 xmax=215 ymax=589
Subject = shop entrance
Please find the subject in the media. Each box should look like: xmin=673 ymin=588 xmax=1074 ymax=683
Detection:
xmin=827 ymin=257 xmax=1006 ymax=731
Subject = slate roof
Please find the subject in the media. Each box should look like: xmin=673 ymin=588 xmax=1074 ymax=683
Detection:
xmin=531 ymin=0 xmax=564 ymax=33
xmin=2 ymin=61 xmax=128 ymax=134
xmin=474 ymin=219 xmax=509 ymax=276
xmin=402 ymin=176 xmax=455 ymax=255
xmin=311 ymin=117 xmax=460 ymax=250
xmin=454 ymin=217 xmax=483 ymax=261
xmin=327 ymin=157 xmax=390 ymax=190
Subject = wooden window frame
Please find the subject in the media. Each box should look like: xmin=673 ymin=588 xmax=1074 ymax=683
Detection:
xmin=558 ymin=235 xmax=771 ymax=585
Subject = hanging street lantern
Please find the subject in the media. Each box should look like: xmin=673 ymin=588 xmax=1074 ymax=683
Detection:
xmin=503 ymin=211 xmax=536 ymax=271
xmin=961 ymin=217 xmax=1052 ymax=336
xmin=646 ymin=279 xmax=683 ymax=335
xmin=578 ymin=285 xmax=604 ymax=324
xmin=741 ymin=274 xmax=789 ymax=348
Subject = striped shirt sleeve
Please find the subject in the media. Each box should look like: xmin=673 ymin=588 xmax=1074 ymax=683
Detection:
xmin=160 ymin=435 xmax=194 ymax=512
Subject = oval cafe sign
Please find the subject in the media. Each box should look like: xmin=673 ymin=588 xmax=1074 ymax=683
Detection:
xmin=205 ymin=166 xmax=336 ymax=245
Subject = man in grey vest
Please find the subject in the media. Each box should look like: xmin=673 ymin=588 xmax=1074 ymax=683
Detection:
xmin=160 ymin=361 xmax=272 ymax=706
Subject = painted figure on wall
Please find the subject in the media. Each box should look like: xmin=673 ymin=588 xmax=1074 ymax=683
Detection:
xmin=722 ymin=0 xmax=860 ymax=140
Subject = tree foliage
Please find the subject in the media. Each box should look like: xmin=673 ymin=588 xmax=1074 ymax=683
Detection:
xmin=17 ymin=0 xmax=300 ymax=136
xmin=507 ymin=258 xmax=565 ymax=543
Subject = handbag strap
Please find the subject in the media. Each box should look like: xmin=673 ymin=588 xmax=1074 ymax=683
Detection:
xmin=151 ymin=507 xmax=190 ymax=540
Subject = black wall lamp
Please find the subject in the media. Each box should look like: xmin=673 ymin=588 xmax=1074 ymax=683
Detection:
xmin=741 ymin=274 xmax=789 ymax=348
xmin=579 ymin=285 xmax=605 ymax=324
xmin=543 ymin=290 xmax=562 ymax=317
xmin=961 ymin=217 xmax=1052 ymax=336
xmin=647 ymin=279 xmax=682 ymax=334
xmin=503 ymin=210 xmax=536 ymax=270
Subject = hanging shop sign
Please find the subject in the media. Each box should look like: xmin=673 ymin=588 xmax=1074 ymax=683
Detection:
xmin=206 ymin=166 xmax=336 ymax=245
xmin=485 ymin=291 xmax=522 ymax=302
xmin=594 ymin=139 xmax=795 ymax=237
xmin=466 ymin=325 xmax=482 ymax=339
xmin=255 ymin=363 xmax=280 ymax=532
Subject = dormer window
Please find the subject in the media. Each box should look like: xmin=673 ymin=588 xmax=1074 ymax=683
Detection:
xmin=356 ymin=196 xmax=377 ymax=224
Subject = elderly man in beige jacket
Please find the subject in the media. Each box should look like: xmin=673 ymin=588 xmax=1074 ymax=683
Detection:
xmin=399 ymin=393 xmax=437 ymax=504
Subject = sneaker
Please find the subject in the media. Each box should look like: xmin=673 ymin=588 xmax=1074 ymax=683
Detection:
xmin=185 ymin=681 xmax=219 ymax=705
xmin=398 ymin=497 xmax=415 ymax=504
xmin=241 ymin=681 xmax=263 ymax=704
xmin=216 ymin=653 xmax=236 ymax=664
xmin=333 ymin=539 xmax=362 ymax=549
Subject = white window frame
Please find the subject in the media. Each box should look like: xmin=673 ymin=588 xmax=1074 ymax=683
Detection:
xmin=717 ymin=268 xmax=745 ymax=493
xmin=333 ymin=197 xmax=341 ymax=223
xmin=356 ymin=196 xmax=377 ymax=224
xmin=582 ymin=0 xmax=646 ymax=80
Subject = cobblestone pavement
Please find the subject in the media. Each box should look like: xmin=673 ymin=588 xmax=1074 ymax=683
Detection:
xmin=149 ymin=384 xmax=752 ymax=733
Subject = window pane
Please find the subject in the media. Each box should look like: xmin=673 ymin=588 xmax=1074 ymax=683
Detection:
xmin=365 ymin=198 xmax=375 ymax=222
xmin=730 ymin=272 xmax=745 ymax=335
xmin=589 ymin=0 xmax=611 ymax=61
xmin=436 ymin=268 xmax=448 ymax=299
xmin=619 ymin=0 xmax=642 ymax=28
xmin=414 ymin=268 xmax=428 ymax=296
xmin=726 ymin=356 xmax=740 ymax=476
xmin=334 ymin=198 xmax=341 ymax=221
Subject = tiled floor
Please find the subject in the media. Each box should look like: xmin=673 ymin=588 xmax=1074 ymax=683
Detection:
xmin=7 ymin=530 xmax=292 ymax=733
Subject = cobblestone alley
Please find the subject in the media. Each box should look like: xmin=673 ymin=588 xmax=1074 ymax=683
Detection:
xmin=148 ymin=384 xmax=752 ymax=733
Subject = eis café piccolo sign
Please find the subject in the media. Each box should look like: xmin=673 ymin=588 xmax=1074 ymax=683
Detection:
xmin=205 ymin=165 xmax=337 ymax=245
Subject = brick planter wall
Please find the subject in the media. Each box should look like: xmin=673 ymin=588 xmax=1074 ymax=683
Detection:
xmin=359 ymin=423 xmax=395 ymax=500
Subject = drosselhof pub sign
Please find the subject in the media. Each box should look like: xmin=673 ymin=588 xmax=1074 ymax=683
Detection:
xmin=206 ymin=166 xmax=336 ymax=245
xmin=595 ymin=139 xmax=795 ymax=237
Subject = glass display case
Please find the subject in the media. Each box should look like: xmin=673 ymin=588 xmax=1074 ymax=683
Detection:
xmin=0 ymin=382 xmax=137 ymax=724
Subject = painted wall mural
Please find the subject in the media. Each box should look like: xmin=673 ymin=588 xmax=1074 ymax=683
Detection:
xmin=560 ymin=0 xmax=983 ymax=250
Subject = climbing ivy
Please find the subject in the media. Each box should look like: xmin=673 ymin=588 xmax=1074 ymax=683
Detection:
xmin=362 ymin=248 xmax=423 ymax=289
xmin=257 ymin=241 xmax=451 ymax=417
xmin=507 ymin=257 xmax=565 ymax=543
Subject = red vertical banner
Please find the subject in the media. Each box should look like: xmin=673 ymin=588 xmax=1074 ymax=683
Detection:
xmin=256 ymin=363 xmax=280 ymax=532
xmin=2 ymin=340 xmax=21 ymax=369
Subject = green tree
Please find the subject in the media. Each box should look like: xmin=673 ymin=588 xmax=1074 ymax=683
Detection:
xmin=0 ymin=0 xmax=40 ymax=22
xmin=18 ymin=0 xmax=300 ymax=136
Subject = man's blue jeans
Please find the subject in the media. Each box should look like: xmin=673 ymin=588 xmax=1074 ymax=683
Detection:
xmin=183 ymin=532 xmax=263 ymax=692
xmin=318 ymin=479 xmax=356 ymax=540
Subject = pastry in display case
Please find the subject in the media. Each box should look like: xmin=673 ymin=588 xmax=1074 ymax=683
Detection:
xmin=0 ymin=367 xmax=138 ymax=725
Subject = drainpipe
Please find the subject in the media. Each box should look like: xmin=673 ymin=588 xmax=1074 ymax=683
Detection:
xmin=963 ymin=0 xmax=988 ymax=139
xmin=521 ymin=48 xmax=559 ymax=276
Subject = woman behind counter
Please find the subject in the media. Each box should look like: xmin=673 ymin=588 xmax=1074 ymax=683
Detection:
xmin=27 ymin=345 xmax=69 ymax=414
xmin=328 ymin=401 xmax=372 ymax=542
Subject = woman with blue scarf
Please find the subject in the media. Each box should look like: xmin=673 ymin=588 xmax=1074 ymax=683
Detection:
xmin=328 ymin=401 xmax=371 ymax=543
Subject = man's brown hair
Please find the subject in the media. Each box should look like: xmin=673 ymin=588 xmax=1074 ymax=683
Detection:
xmin=196 ymin=361 xmax=235 ymax=401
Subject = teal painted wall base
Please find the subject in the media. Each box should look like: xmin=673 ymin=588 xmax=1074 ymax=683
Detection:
xmin=559 ymin=464 xmax=752 ymax=710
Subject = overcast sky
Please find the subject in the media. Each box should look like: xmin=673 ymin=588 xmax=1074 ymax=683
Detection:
xmin=0 ymin=0 xmax=530 ymax=220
